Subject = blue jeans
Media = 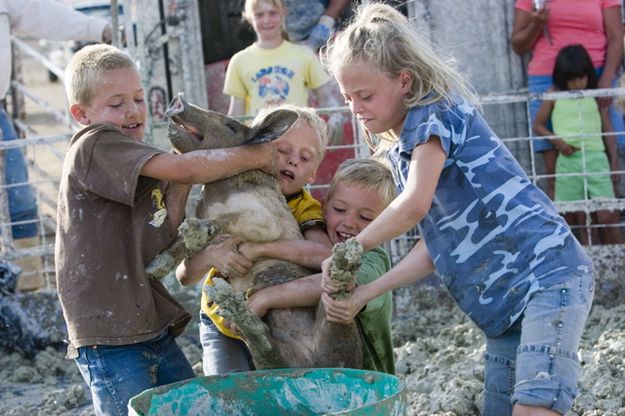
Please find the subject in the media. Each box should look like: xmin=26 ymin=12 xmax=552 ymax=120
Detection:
xmin=483 ymin=266 xmax=594 ymax=415
xmin=75 ymin=331 xmax=195 ymax=416
xmin=199 ymin=312 xmax=254 ymax=375
xmin=528 ymin=69 xmax=625 ymax=152
xmin=0 ymin=108 xmax=37 ymax=238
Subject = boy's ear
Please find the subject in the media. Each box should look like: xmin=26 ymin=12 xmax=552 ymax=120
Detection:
xmin=70 ymin=103 xmax=89 ymax=125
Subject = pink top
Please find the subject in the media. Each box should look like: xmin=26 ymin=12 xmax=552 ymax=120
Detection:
xmin=515 ymin=0 xmax=621 ymax=75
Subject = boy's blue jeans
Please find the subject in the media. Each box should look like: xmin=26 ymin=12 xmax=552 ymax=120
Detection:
xmin=483 ymin=266 xmax=594 ymax=415
xmin=75 ymin=330 xmax=195 ymax=416
xmin=0 ymin=108 xmax=37 ymax=238
xmin=199 ymin=312 xmax=254 ymax=376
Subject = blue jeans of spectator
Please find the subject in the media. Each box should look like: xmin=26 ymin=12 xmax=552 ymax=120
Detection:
xmin=75 ymin=330 xmax=195 ymax=416
xmin=483 ymin=266 xmax=594 ymax=416
xmin=528 ymin=68 xmax=625 ymax=152
xmin=199 ymin=312 xmax=254 ymax=376
xmin=0 ymin=108 xmax=37 ymax=238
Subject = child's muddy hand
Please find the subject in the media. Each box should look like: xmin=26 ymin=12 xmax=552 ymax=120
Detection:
xmin=211 ymin=237 xmax=253 ymax=277
xmin=237 ymin=241 xmax=262 ymax=263
xmin=256 ymin=142 xmax=279 ymax=176
xmin=321 ymin=291 xmax=362 ymax=324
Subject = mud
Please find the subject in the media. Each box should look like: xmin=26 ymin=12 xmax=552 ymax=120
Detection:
xmin=1 ymin=278 xmax=624 ymax=415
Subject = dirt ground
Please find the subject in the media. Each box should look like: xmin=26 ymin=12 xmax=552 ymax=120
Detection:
xmin=2 ymin=40 xmax=624 ymax=416
xmin=1 ymin=284 xmax=624 ymax=415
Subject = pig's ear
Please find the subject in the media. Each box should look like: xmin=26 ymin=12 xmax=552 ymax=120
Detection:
xmin=244 ymin=109 xmax=299 ymax=144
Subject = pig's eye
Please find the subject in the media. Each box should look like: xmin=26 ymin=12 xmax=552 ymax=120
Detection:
xmin=224 ymin=121 xmax=239 ymax=135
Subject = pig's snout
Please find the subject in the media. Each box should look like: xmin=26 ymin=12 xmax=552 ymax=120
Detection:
xmin=166 ymin=92 xmax=187 ymax=118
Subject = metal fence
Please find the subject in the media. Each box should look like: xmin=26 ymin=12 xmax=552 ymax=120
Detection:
xmin=2 ymin=36 xmax=625 ymax=289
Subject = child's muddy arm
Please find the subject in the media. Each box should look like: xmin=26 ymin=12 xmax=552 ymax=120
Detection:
xmin=247 ymin=274 xmax=322 ymax=318
xmin=356 ymin=137 xmax=445 ymax=252
xmin=238 ymin=239 xmax=331 ymax=271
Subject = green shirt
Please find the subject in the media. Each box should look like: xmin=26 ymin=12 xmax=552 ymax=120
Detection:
xmin=356 ymin=247 xmax=395 ymax=374
xmin=552 ymin=97 xmax=605 ymax=152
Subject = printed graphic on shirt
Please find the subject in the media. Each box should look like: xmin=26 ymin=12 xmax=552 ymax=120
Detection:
xmin=149 ymin=188 xmax=167 ymax=227
xmin=251 ymin=65 xmax=295 ymax=108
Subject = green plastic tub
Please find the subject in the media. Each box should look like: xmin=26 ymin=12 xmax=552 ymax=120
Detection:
xmin=128 ymin=368 xmax=406 ymax=415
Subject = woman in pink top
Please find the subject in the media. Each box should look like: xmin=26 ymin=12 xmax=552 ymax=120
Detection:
xmin=511 ymin=0 xmax=623 ymax=198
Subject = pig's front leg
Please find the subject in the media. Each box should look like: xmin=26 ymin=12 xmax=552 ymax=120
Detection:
xmin=311 ymin=238 xmax=364 ymax=368
xmin=203 ymin=278 xmax=284 ymax=369
xmin=146 ymin=217 xmax=220 ymax=280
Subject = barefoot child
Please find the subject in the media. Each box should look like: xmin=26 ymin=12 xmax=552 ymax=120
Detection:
xmin=247 ymin=158 xmax=397 ymax=374
xmin=319 ymin=4 xmax=593 ymax=416
xmin=56 ymin=44 xmax=281 ymax=416
xmin=175 ymin=105 xmax=332 ymax=375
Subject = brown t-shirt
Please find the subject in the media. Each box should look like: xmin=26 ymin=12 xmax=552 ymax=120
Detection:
xmin=55 ymin=124 xmax=191 ymax=358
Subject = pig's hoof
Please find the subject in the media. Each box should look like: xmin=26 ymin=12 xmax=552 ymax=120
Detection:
xmin=202 ymin=278 xmax=273 ymax=354
xmin=146 ymin=252 xmax=175 ymax=280
xmin=202 ymin=278 xmax=246 ymax=322
xmin=179 ymin=218 xmax=219 ymax=255
xmin=329 ymin=238 xmax=363 ymax=300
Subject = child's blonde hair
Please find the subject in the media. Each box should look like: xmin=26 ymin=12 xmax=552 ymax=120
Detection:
xmin=243 ymin=0 xmax=288 ymax=39
xmin=64 ymin=44 xmax=137 ymax=106
xmin=328 ymin=158 xmax=396 ymax=207
xmin=254 ymin=104 xmax=328 ymax=164
xmin=321 ymin=2 xmax=479 ymax=148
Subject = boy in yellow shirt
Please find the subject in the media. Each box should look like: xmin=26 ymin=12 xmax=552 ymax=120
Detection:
xmin=176 ymin=105 xmax=331 ymax=375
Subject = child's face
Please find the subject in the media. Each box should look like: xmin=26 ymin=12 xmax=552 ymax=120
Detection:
xmin=324 ymin=184 xmax=387 ymax=245
xmin=275 ymin=120 xmax=320 ymax=196
xmin=72 ymin=67 xmax=146 ymax=141
xmin=567 ymin=75 xmax=588 ymax=91
xmin=336 ymin=61 xmax=411 ymax=137
xmin=249 ymin=1 xmax=284 ymax=42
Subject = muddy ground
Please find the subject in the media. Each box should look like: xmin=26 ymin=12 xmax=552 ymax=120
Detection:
xmin=1 ymin=277 xmax=624 ymax=416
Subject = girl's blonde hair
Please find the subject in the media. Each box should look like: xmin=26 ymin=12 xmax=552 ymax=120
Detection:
xmin=64 ymin=44 xmax=136 ymax=106
xmin=321 ymin=2 xmax=479 ymax=148
xmin=243 ymin=0 xmax=288 ymax=40
xmin=327 ymin=158 xmax=396 ymax=208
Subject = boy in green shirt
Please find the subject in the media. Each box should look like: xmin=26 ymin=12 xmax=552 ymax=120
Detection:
xmin=247 ymin=158 xmax=397 ymax=373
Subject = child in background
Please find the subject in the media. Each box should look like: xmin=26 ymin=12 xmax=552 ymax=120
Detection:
xmin=176 ymin=105 xmax=332 ymax=376
xmin=533 ymin=44 xmax=622 ymax=245
xmin=319 ymin=4 xmax=593 ymax=416
xmin=224 ymin=0 xmax=343 ymax=143
xmin=56 ymin=44 xmax=282 ymax=416
xmin=247 ymin=158 xmax=397 ymax=374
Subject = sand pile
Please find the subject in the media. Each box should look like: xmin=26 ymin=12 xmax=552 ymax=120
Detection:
xmin=1 ymin=288 xmax=623 ymax=415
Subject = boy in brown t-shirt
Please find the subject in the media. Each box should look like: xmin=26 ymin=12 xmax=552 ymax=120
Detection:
xmin=55 ymin=44 xmax=282 ymax=416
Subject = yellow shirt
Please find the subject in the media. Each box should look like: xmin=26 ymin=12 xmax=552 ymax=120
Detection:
xmin=223 ymin=40 xmax=329 ymax=116
xmin=201 ymin=188 xmax=324 ymax=339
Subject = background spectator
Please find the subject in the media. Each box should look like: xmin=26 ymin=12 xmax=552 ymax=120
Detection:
xmin=511 ymin=0 xmax=624 ymax=199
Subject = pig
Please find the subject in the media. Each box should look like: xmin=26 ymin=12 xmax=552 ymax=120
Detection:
xmin=146 ymin=94 xmax=364 ymax=370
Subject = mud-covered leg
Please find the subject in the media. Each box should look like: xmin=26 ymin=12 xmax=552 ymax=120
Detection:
xmin=146 ymin=218 xmax=220 ymax=280
xmin=328 ymin=238 xmax=363 ymax=299
xmin=312 ymin=238 xmax=365 ymax=368
xmin=203 ymin=278 xmax=284 ymax=369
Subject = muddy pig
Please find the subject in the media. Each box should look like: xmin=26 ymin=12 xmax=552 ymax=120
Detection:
xmin=146 ymin=94 xmax=364 ymax=370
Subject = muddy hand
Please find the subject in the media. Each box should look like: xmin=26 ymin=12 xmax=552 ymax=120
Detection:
xmin=327 ymin=238 xmax=363 ymax=300
xmin=321 ymin=290 xmax=364 ymax=324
